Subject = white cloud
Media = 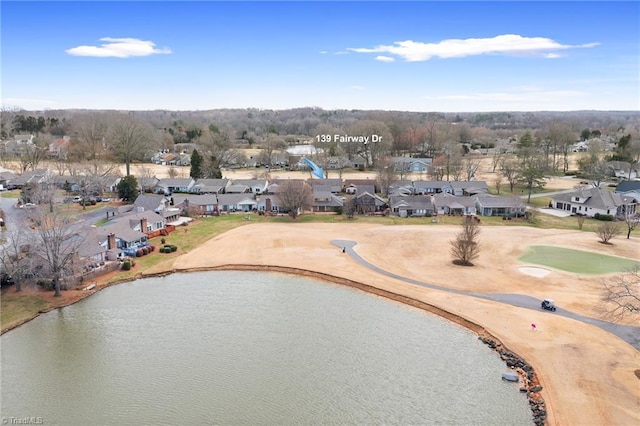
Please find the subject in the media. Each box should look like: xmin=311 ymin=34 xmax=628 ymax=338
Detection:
xmin=320 ymin=50 xmax=328 ymax=54
xmin=350 ymin=85 xmax=365 ymax=90
xmin=375 ymin=55 xmax=395 ymax=63
xmin=348 ymin=34 xmax=599 ymax=62
xmin=333 ymin=51 xmax=349 ymax=55
xmin=65 ymin=37 xmax=171 ymax=58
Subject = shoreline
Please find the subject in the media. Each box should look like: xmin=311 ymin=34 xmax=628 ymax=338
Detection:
xmin=1 ymin=263 xmax=548 ymax=425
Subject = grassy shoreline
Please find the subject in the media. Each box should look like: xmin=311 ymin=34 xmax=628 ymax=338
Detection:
xmin=2 ymin=211 xmax=638 ymax=334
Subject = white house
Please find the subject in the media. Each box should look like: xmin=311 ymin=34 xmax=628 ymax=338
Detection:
xmin=551 ymin=188 xmax=636 ymax=217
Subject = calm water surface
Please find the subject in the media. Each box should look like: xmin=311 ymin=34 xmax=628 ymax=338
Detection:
xmin=1 ymin=271 xmax=532 ymax=425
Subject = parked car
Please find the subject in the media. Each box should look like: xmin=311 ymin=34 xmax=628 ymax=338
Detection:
xmin=541 ymin=299 xmax=557 ymax=311
xmin=73 ymin=196 xmax=82 ymax=203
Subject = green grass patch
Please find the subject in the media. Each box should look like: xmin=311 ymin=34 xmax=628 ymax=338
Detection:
xmin=519 ymin=245 xmax=640 ymax=274
xmin=1 ymin=292 xmax=50 ymax=330
xmin=0 ymin=190 xmax=20 ymax=199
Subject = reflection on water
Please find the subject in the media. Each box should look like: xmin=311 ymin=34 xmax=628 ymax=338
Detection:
xmin=1 ymin=271 xmax=531 ymax=425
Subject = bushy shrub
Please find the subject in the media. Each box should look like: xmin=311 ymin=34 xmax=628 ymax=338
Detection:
xmin=161 ymin=238 xmax=166 ymax=244
xmin=594 ymin=213 xmax=614 ymax=221
xmin=122 ymin=260 xmax=131 ymax=271
xmin=170 ymin=245 xmax=178 ymax=252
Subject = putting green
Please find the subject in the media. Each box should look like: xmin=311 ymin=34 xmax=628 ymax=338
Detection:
xmin=519 ymin=245 xmax=640 ymax=274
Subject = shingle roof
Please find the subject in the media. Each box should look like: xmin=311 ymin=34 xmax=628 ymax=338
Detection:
xmin=475 ymin=196 xmax=526 ymax=208
xmin=552 ymin=188 xmax=628 ymax=210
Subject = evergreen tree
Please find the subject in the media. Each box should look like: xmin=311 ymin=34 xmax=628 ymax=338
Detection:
xmin=190 ymin=149 xmax=205 ymax=179
xmin=117 ymin=175 xmax=139 ymax=203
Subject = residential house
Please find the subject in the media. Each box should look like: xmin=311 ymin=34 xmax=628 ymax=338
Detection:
xmin=311 ymin=187 xmax=343 ymax=213
xmin=138 ymin=177 xmax=160 ymax=193
xmin=389 ymin=195 xmax=435 ymax=217
xmin=265 ymin=178 xmax=306 ymax=194
xmin=257 ymin=194 xmax=288 ymax=213
xmin=475 ymin=196 xmax=527 ymax=217
xmin=97 ymin=175 xmax=121 ymax=193
xmin=449 ymin=181 xmax=489 ymax=196
xmin=413 ymin=181 xmax=452 ymax=195
xmin=0 ymin=170 xmax=16 ymax=189
xmin=391 ymin=157 xmax=433 ymax=174
xmin=308 ymin=178 xmax=342 ymax=194
xmin=97 ymin=210 xmax=166 ymax=256
xmin=172 ymin=194 xmax=219 ymax=216
xmin=48 ymin=136 xmax=70 ymax=159
xmin=134 ymin=194 xmax=171 ymax=214
xmin=551 ymin=188 xmax=636 ymax=217
xmin=6 ymin=169 xmax=54 ymax=190
xmin=191 ymin=178 xmax=229 ymax=194
xmin=388 ymin=180 xmax=415 ymax=196
xmin=343 ymin=179 xmax=376 ymax=193
xmin=225 ymin=183 xmax=251 ymax=193
xmin=229 ymin=179 xmax=268 ymax=194
xmin=155 ymin=178 xmax=195 ymax=194
xmin=216 ymin=193 xmax=257 ymax=212
xmin=615 ymin=180 xmax=640 ymax=194
xmin=353 ymin=190 xmax=387 ymax=214
xmin=432 ymin=193 xmax=477 ymax=216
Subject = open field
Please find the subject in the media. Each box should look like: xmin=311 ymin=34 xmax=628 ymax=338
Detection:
xmin=520 ymin=245 xmax=640 ymax=274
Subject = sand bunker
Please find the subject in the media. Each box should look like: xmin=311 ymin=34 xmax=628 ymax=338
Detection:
xmin=519 ymin=267 xmax=551 ymax=278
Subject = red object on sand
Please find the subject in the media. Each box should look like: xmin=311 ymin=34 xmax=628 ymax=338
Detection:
xmin=531 ymin=323 xmax=537 ymax=330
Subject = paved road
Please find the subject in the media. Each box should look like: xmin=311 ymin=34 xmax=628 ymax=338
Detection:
xmin=332 ymin=239 xmax=640 ymax=351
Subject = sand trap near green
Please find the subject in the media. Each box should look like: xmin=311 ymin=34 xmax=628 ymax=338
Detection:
xmin=519 ymin=245 xmax=640 ymax=274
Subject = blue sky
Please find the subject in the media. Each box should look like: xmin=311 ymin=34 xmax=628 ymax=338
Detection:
xmin=1 ymin=1 xmax=638 ymax=112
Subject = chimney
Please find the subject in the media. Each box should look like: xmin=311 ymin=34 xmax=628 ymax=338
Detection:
xmin=140 ymin=218 xmax=148 ymax=233
xmin=265 ymin=197 xmax=272 ymax=212
xmin=107 ymin=233 xmax=116 ymax=250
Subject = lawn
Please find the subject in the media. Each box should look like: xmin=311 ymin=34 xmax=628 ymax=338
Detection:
xmin=519 ymin=245 xmax=640 ymax=274
xmin=1 ymin=292 xmax=50 ymax=330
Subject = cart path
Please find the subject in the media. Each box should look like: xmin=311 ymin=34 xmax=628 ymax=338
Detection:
xmin=332 ymin=240 xmax=640 ymax=351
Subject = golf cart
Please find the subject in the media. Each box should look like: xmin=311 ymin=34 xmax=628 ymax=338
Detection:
xmin=541 ymin=299 xmax=556 ymax=312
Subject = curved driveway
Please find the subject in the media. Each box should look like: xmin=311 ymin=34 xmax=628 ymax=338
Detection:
xmin=332 ymin=240 xmax=640 ymax=351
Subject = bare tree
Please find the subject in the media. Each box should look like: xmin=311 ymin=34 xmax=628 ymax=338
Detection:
xmin=0 ymin=227 xmax=34 ymax=292
xmin=278 ymin=180 xmax=312 ymax=219
xmin=493 ymin=175 xmax=503 ymax=195
xmin=500 ymin=158 xmax=520 ymax=192
xmin=621 ymin=213 xmax=639 ymax=239
xmin=596 ymin=221 xmax=621 ymax=244
xmin=577 ymin=215 xmax=586 ymax=230
xmin=108 ymin=114 xmax=153 ymax=176
xmin=167 ymin=167 xmax=179 ymax=178
xmin=490 ymin=149 xmax=504 ymax=173
xmin=450 ymin=216 xmax=481 ymax=266
xmin=462 ymin=156 xmax=482 ymax=181
xmin=31 ymin=209 xmax=85 ymax=297
xmin=577 ymin=139 xmax=609 ymax=188
xmin=600 ymin=266 xmax=640 ymax=321
xmin=376 ymin=157 xmax=398 ymax=197
xmin=260 ymin=134 xmax=286 ymax=167
xmin=69 ymin=113 xmax=109 ymax=172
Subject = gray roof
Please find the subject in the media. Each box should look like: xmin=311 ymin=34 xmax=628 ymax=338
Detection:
xmin=225 ymin=184 xmax=250 ymax=193
xmin=413 ymin=181 xmax=451 ymax=189
xmin=475 ymin=196 xmax=526 ymax=208
xmin=231 ymin=179 xmax=267 ymax=187
xmin=432 ymin=193 xmax=476 ymax=208
xmin=615 ymin=181 xmax=640 ymax=193
xmin=216 ymin=193 xmax=257 ymax=205
xmin=98 ymin=210 xmax=164 ymax=242
xmin=355 ymin=185 xmax=376 ymax=196
xmin=312 ymin=191 xmax=343 ymax=208
xmin=134 ymin=194 xmax=168 ymax=213
xmin=390 ymin=195 xmax=434 ymax=210
xmin=552 ymin=188 xmax=629 ymax=210
xmin=172 ymin=194 xmax=219 ymax=206
xmin=157 ymin=178 xmax=194 ymax=187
